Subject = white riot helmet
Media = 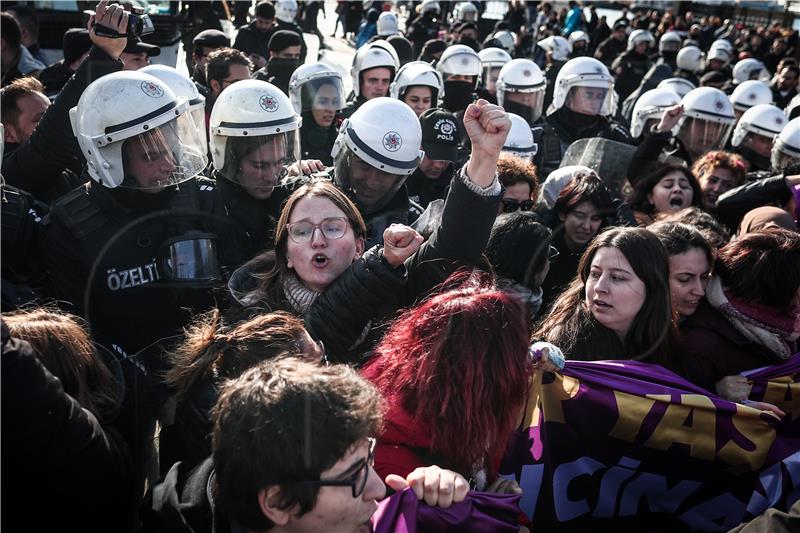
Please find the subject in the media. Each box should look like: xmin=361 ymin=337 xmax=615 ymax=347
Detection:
xmin=659 ymin=31 xmax=682 ymax=54
xmin=771 ymin=117 xmax=800 ymax=170
xmin=677 ymin=87 xmax=736 ymax=157
xmin=731 ymin=104 xmax=787 ymax=147
xmin=706 ymin=46 xmax=732 ymax=66
xmin=275 ymin=0 xmax=298 ymax=23
xmin=627 ymin=29 xmax=655 ymax=52
xmin=732 ymin=59 xmax=771 ymax=85
xmin=657 ymin=77 xmax=696 ymax=98
xmin=478 ymin=47 xmax=512 ymax=92
xmin=729 ymin=80 xmax=773 ymax=114
xmin=569 ymin=31 xmax=590 ymax=46
xmin=493 ymin=31 xmax=517 ymax=56
xmin=288 ymin=63 xmax=345 ymax=125
xmin=676 ymin=46 xmax=705 ymax=73
xmin=710 ymin=39 xmax=734 ymax=56
xmin=502 ymin=113 xmax=536 ymax=160
xmin=377 ymin=12 xmax=399 ymax=37
xmin=209 ymin=80 xmax=301 ymax=193
xmin=331 ymin=97 xmax=424 ymax=214
xmin=630 ymin=88 xmax=681 ymax=138
xmin=552 ymin=57 xmax=616 ymax=116
xmin=537 ymin=36 xmax=571 ymax=62
xmin=455 ymin=1 xmax=477 ymax=22
xmin=140 ymin=64 xmax=207 ymax=147
xmin=437 ymin=44 xmax=481 ymax=84
xmin=389 ymin=61 xmax=442 ymax=103
xmin=351 ymin=40 xmax=399 ymax=98
xmin=69 ymin=71 xmax=207 ymax=190
xmin=496 ymin=59 xmax=546 ymax=126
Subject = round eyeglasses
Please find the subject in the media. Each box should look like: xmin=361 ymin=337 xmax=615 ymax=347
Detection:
xmin=286 ymin=217 xmax=349 ymax=244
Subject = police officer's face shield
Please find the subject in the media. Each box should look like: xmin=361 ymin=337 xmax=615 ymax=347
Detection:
xmin=160 ymin=231 xmax=221 ymax=285
xmin=334 ymin=146 xmax=409 ymax=215
xmin=218 ymin=131 xmax=300 ymax=200
xmin=301 ymin=77 xmax=345 ymax=128
xmin=771 ymin=143 xmax=800 ymax=172
xmin=501 ymin=87 xmax=545 ymax=126
xmin=565 ymin=84 xmax=616 ymax=117
xmin=119 ymin=113 xmax=207 ymax=193
xmin=677 ymin=116 xmax=734 ymax=157
xmin=189 ymin=98 xmax=208 ymax=148
xmin=480 ymin=66 xmax=502 ymax=93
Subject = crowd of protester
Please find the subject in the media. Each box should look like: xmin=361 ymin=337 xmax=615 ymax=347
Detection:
xmin=2 ymin=0 xmax=800 ymax=531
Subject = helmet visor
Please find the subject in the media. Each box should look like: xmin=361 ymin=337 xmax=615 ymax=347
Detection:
xmin=335 ymin=148 xmax=407 ymax=215
xmin=678 ymin=116 xmax=733 ymax=154
xmin=481 ymin=66 xmax=502 ymax=92
xmin=300 ymin=77 xmax=346 ymax=127
xmin=565 ymin=85 xmax=615 ymax=116
xmin=119 ymin=112 xmax=207 ymax=191
xmin=217 ymin=131 xmax=300 ymax=198
xmin=502 ymin=89 xmax=545 ymax=125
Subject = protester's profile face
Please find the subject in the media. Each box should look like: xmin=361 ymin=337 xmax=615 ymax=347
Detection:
xmin=361 ymin=67 xmax=392 ymax=100
xmin=238 ymin=136 xmax=287 ymax=200
xmin=9 ymin=92 xmax=50 ymax=144
xmin=403 ymin=85 xmax=433 ymax=117
xmin=648 ymin=170 xmax=694 ymax=214
xmin=777 ymin=67 xmax=798 ymax=91
xmin=121 ymin=51 xmax=149 ymax=71
xmin=668 ymin=248 xmax=711 ymax=318
xmin=566 ymin=86 xmax=607 ymax=116
xmin=122 ymin=128 xmax=177 ymax=193
xmin=277 ymin=439 xmax=384 ymax=533
xmin=585 ymin=246 xmax=647 ymax=339
xmin=348 ymin=154 xmax=404 ymax=209
xmin=285 ymin=196 xmax=363 ymax=292
xmin=560 ymin=201 xmax=603 ymax=250
xmin=419 ymin=155 xmax=450 ymax=179
xmin=699 ymin=166 xmax=735 ymax=207
xmin=312 ymin=83 xmax=342 ymax=127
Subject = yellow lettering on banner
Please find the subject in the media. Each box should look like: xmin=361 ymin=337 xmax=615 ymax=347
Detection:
xmin=540 ymin=373 xmax=582 ymax=424
xmin=761 ymin=381 xmax=800 ymax=421
xmin=717 ymin=404 xmax=776 ymax=471
xmin=644 ymin=394 xmax=717 ymax=461
xmin=608 ymin=390 xmax=656 ymax=443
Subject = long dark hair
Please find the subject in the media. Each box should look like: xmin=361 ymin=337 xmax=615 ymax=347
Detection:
xmin=627 ymin=164 xmax=703 ymax=216
xmin=533 ymin=226 xmax=677 ymax=365
xmin=486 ymin=211 xmax=552 ymax=290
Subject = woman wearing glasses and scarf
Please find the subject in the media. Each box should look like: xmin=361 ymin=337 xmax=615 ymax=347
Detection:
xmin=227 ymin=99 xmax=513 ymax=364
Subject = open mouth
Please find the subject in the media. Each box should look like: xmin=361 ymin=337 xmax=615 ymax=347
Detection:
xmin=669 ymin=197 xmax=684 ymax=209
xmin=594 ymin=299 xmax=612 ymax=309
xmin=313 ymin=254 xmax=329 ymax=267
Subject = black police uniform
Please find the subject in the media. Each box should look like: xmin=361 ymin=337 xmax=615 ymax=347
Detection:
xmin=533 ymin=106 xmax=633 ymax=180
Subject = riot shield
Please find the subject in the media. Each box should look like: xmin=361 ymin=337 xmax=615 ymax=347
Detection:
xmin=560 ymin=138 xmax=636 ymax=199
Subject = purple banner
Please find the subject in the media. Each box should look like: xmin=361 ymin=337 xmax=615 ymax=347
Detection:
xmin=499 ymin=360 xmax=800 ymax=531
xmin=743 ymin=353 xmax=800 ymax=419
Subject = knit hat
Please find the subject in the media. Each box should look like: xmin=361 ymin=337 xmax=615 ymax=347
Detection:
xmin=62 ymin=28 xmax=92 ymax=65
xmin=268 ymin=30 xmax=303 ymax=52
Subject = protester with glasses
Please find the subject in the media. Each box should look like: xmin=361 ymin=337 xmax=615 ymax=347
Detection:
xmin=497 ymin=153 xmax=538 ymax=215
xmin=142 ymin=358 xmax=484 ymax=533
xmin=228 ymin=99 xmax=512 ymax=362
xmin=539 ymin=173 xmax=616 ymax=311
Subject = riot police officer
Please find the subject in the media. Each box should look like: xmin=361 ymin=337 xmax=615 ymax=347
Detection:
xmin=289 ymin=62 xmax=346 ymax=164
xmin=533 ymin=56 xmax=632 ymax=180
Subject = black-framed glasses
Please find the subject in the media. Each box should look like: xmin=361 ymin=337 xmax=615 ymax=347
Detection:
xmin=548 ymin=245 xmax=559 ymax=263
xmin=501 ymin=198 xmax=534 ymax=213
xmin=286 ymin=217 xmax=349 ymax=244
xmin=303 ymin=437 xmax=376 ymax=498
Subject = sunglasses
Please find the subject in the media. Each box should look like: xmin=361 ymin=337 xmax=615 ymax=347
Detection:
xmin=286 ymin=217 xmax=349 ymax=244
xmin=501 ymin=198 xmax=534 ymax=213
xmin=303 ymin=437 xmax=376 ymax=498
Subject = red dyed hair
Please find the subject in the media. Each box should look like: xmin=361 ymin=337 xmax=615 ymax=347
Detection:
xmin=370 ymin=274 xmax=532 ymax=479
